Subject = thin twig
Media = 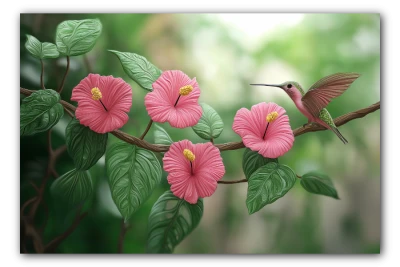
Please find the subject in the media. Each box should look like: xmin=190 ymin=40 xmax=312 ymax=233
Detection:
xmin=58 ymin=56 xmax=70 ymax=94
xmin=63 ymin=106 xmax=75 ymax=118
xmin=44 ymin=210 xmax=88 ymax=253
xmin=21 ymin=197 xmax=37 ymax=217
xmin=39 ymin=200 xmax=49 ymax=234
xmin=83 ymin=54 xmax=93 ymax=73
xmin=29 ymin=181 xmax=40 ymax=193
xmin=20 ymin=88 xmax=380 ymax=153
xmin=139 ymin=119 xmax=153 ymax=140
xmin=118 ymin=219 xmax=131 ymax=253
xmin=218 ymin=179 xmax=248 ymax=184
xmin=40 ymin=59 xmax=45 ymax=89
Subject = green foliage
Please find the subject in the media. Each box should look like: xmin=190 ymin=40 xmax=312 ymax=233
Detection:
xmin=65 ymin=118 xmax=108 ymax=170
xmin=109 ymin=50 xmax=162 ymax=91
xmin=106 ymin=142 xmax=162 ymax=221
xmin=56 ymin=19 xmax=102 ymax=56
xmin=246 ymin=162 xmax=297 ymax=214
xmin=25 ymin=35 xmax=59 ymax=59
xmin=153 ymin=124 xmax=173 ymax=145
xmin=242 ymin=148 xmax=278 ymax=180
xmin=146 ymin=190 xmax=204 ymax=253
xmin=20 ymin=89 xmax=64 ymax=136
xmin=50 ymin=168 xmax=93 ymax=208
xmin=192 ymin=103 xmax=224 ymax=140
xmin=300 ymin=171 xmax=339 ymax=199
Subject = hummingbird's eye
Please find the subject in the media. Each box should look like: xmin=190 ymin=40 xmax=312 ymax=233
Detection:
xmin=287 ymin=84 xmax=293 ymax=89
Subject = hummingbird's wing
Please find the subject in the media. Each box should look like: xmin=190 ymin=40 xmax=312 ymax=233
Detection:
xmin=301 ymin=73 xmax=360 ymax=117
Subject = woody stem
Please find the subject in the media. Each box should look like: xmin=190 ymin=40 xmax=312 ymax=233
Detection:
xmin=262 ymin=123 xmax=270 ymax=139
xmin=140 ymin=120 xmax=153 ymax=140
xmin=174 ymin=95 xmax=181 ymax=107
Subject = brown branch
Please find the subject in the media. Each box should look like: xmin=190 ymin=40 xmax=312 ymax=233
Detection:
xmin=44 ymin=210 xmax=88 ymax=253
xmin=63 ymin=106 xmax=75 ymax=118
xmin=293 ymin=102 xmax=381 ymax=137
xmin=58 ymin=56 xmax=70 ymax=94
xmin=139 ymin=119 xmax=153 ymax=140
xmin=21 ymin=197 xmax=37 ymax=217
xmin=29 ymin=181 xmax=40 ymax=193
xmin=20 ymin=88 xmax=380 ymax=153
xmin=117 ymin=219 xmax=131 ymax=253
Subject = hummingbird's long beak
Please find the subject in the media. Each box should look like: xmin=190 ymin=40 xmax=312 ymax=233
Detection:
xmin=250 ymin=83 xmax=283 ymax=88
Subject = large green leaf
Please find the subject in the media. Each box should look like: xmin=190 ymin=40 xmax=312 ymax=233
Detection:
xmin=20 ymin=89 xmax=64 ymax=136
xmin=147 ymin=190 xmax=204 ymax=253
xmin=109 ymin=50 xmax=162 ymax=91
xmin=50 ymin=169 xmax=93 ymax=207
xmin=192 ymin=103 xmax=224 ymax=140
xmin=242 ymin=148 xmax=278 ymax=180
xmin=106 ymin=142 xmax=162 ymax=221
xmin=246 ymin=162 xmax=297 ymax=214
xmin=56 ymin=19 xmax=102 ymax=56
xmin=25 ymin=35 xmax=59 ymax=59
xmin=66 ymin=118 xmax=108 ymax=170
xmin=153 ymin=124 xmax=173 ymax=145
xmin=300 ymin=171 xmax=339 ymax=199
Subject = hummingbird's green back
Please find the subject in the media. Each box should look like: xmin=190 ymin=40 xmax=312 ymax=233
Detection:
xmin=296 ymin=83 xmax=337 ymax=128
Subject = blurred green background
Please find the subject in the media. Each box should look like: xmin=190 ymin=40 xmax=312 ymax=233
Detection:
xmin=20 ymin=13 xmax=380 ymax=253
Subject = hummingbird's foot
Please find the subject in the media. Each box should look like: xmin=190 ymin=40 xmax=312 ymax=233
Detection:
xmin=302 ymin=123 xmax=308 ymax=128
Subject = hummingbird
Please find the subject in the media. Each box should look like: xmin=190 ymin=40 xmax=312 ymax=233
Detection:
xmin=250 ymin=73 xmax=360 ymax=144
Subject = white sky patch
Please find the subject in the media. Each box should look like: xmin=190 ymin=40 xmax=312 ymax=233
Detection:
xmin=215 ymin=13 xmax=304 ymax=50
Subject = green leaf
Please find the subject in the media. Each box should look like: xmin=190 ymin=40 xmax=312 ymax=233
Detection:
xmin=109 ymin=50 xmax=162 ymax=91
xmin=192 ymin=103 xmax=224 ymax=140
xmin=56 ymin=19 xmax=102 ymax=56
xmin=66 ymin=118 xmax=108 ymax=170
xmin=246 ymin=162 xmax=297 ymax=214
xmin=300 ymin=171 xmax=339 ymax=199
xmin=106 ymin=142 xmax=162 ymax=221
xmin=147 ymin=190 xmax=203 ymax=253
xmin=242 ymin=148 xmax=278 ymax=180
xmin=154 ymin=124 xmax=173 ymax=145
xmin=50 ymin=168 xmax=93 ymax=207
xmin=25 ymin=35 xmax=59 ymax=59
xmin=20 ymin=89 xmax=64 ymax=136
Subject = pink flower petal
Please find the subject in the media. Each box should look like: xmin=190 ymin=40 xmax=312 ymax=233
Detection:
xmin=232 ymin=102 xmax=294 ymax=158
xmin=163 ymin=140 xmax=225 ymax=204
xmin=71 ymin=74 xmax=132 ymax=133
xmin=144 ymin=70 xmax=202 ymax=128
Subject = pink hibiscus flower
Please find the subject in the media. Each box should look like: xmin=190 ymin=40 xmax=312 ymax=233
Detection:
xmin=71 ymin=74 xmax=132 ymax=133
xmin=163 ymin=140 xmax=225 ymax=204
xmin=232 ymin=102 xmax=294 ymax=158
xmin=144 ymin=70 xmax=202 ymax=128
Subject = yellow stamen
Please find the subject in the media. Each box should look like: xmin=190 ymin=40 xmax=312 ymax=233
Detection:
xmin=266 ymin=111 xmax=279 ymax=123
xmin=179 ymin=85 xmax=193 ymax=96
xmin=183 ymin=149 xmax=195 ymax=162
xmin=91 ymin=87 xmax=102 ymax=100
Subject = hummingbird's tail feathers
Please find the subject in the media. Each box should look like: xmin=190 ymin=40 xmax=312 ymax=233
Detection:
xmin=331 ymin=127 xmax=348 ymax=144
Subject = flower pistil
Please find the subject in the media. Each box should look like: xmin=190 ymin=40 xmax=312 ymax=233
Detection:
xmin=91 ymin=87 xmax=108 ymax=111
xmin=183 ymin=148 xmax=195 ymax=175
xmin=174 ymin=85 xmax=193 ymax=107
xmin=263 ymin=111 xmax=279 ymax=139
